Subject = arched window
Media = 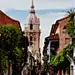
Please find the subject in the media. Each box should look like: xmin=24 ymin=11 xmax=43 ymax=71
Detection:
xmin=30 ymin=23 xmax=33 ymax=30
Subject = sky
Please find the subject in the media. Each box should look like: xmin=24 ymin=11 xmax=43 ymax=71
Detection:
xmin=0 ymin=0 xmax=75 ymax=54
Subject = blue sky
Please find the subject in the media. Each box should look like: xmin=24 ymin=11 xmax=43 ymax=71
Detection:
xmin=5 ymin=9 xmax=67 ymax=51
xmin=1 ymin=0 xmax=75 ymax=54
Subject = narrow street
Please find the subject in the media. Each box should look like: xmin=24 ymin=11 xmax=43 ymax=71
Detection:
xmin=0 ymin=0 xmax=75 ymax=75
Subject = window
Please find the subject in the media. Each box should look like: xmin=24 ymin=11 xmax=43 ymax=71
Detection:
xmin=30 ymin=36 xmax=32 ymax=41
xmin=65 ymin=38 xmax=70 ymax=45
xmin=62 ymin=25 xmax=66 ymax=34
xmin=63 ymin=25 xmax=66 ymax=29
xmin=30 ymin=23 xmax=33 ymax=30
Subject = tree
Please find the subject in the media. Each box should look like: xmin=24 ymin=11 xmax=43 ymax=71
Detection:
xmin=66 ymin=11 xmax=75 ymax=44
xmin=0 ymin=25 xmax=28 ymax=75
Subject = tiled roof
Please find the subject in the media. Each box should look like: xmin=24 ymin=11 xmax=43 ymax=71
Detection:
xmin=50 ymin=12 xmax=75 ymax=34
xmin=50 ymin=16 xmax=69 ymax=34
xmin=0 ymin=10 xmax=21 ymax=30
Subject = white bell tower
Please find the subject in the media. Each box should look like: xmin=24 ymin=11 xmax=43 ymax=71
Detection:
xmin=24 ymin=0 xmax=41 ymax=61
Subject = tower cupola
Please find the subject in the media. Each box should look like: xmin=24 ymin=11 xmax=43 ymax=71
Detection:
xmin=30 ymin=0 xmax=35 ymax=13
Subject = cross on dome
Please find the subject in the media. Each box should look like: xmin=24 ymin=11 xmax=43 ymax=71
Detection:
xmin=30 ymin=0 xmax=35 ymax=13
xmin=31 ymin=0 xmax=34 ymax=8
xmin=25 ymin=0 xmax=40 ymax=25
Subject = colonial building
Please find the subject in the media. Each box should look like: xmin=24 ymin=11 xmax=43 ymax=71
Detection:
xmin=0 ymin=10 xmax=24 ymax=75
xmin=43 ymin=15 xmax=71 ymax=57
xmin=50 ymin=15 xmax=71 ymax=54
xmin=0 ymin=10 xmax=21 ymax=30
xmin=48 ymin=14 xmax=75 ymax=75
xmin=43 ymin=13 xmax=75 ymax=75
xmin=23 ymin=0 xmax=41 ymax=75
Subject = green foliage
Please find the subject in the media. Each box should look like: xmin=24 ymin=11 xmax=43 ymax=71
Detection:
xmin=50 ymin=50 xmax=64 ymax=66
xmin=50 ymin=11 xmax=75 ymax=70
xmin=0 ymin=25 xmax=22 ymax=73
xmin=0 ymin=25 xmax=22 ymax=50
xmin=66 ymin=11 xmax=75 ymax=39
xmin=14 ymin=47 xmax=22 ymax=57
xmin=0 ymin=25 xmax=22 ymax=49
xmin=42 ymin=55 xmax=49 ymax=75
xmin=50 ymin=44 xmax=74 ymax=69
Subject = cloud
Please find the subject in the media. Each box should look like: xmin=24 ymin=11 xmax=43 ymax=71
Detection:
xmin=0 ymin=0 xmax=30 ymax=11
xmin=35 ymin=0 xmax=75 ymax=9
xmin=5 ymin=9 xmax=69 ymax=52
xmin=1 ymin=0 xmax=75 ymax=59
xmin=5 ymin=9 xmax=72 ymax=55
xmin=0 ymin=0 xmax=75 ymax=11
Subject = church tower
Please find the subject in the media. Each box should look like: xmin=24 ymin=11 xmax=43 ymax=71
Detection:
xmin=24 ymin=0 xmax=40 ymax=61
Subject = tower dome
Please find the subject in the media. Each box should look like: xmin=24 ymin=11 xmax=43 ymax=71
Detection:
xmin=30 ymin=0 xmax=35 ymax=13
xmin=25 ymin=0 xmax=40 ymax=26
